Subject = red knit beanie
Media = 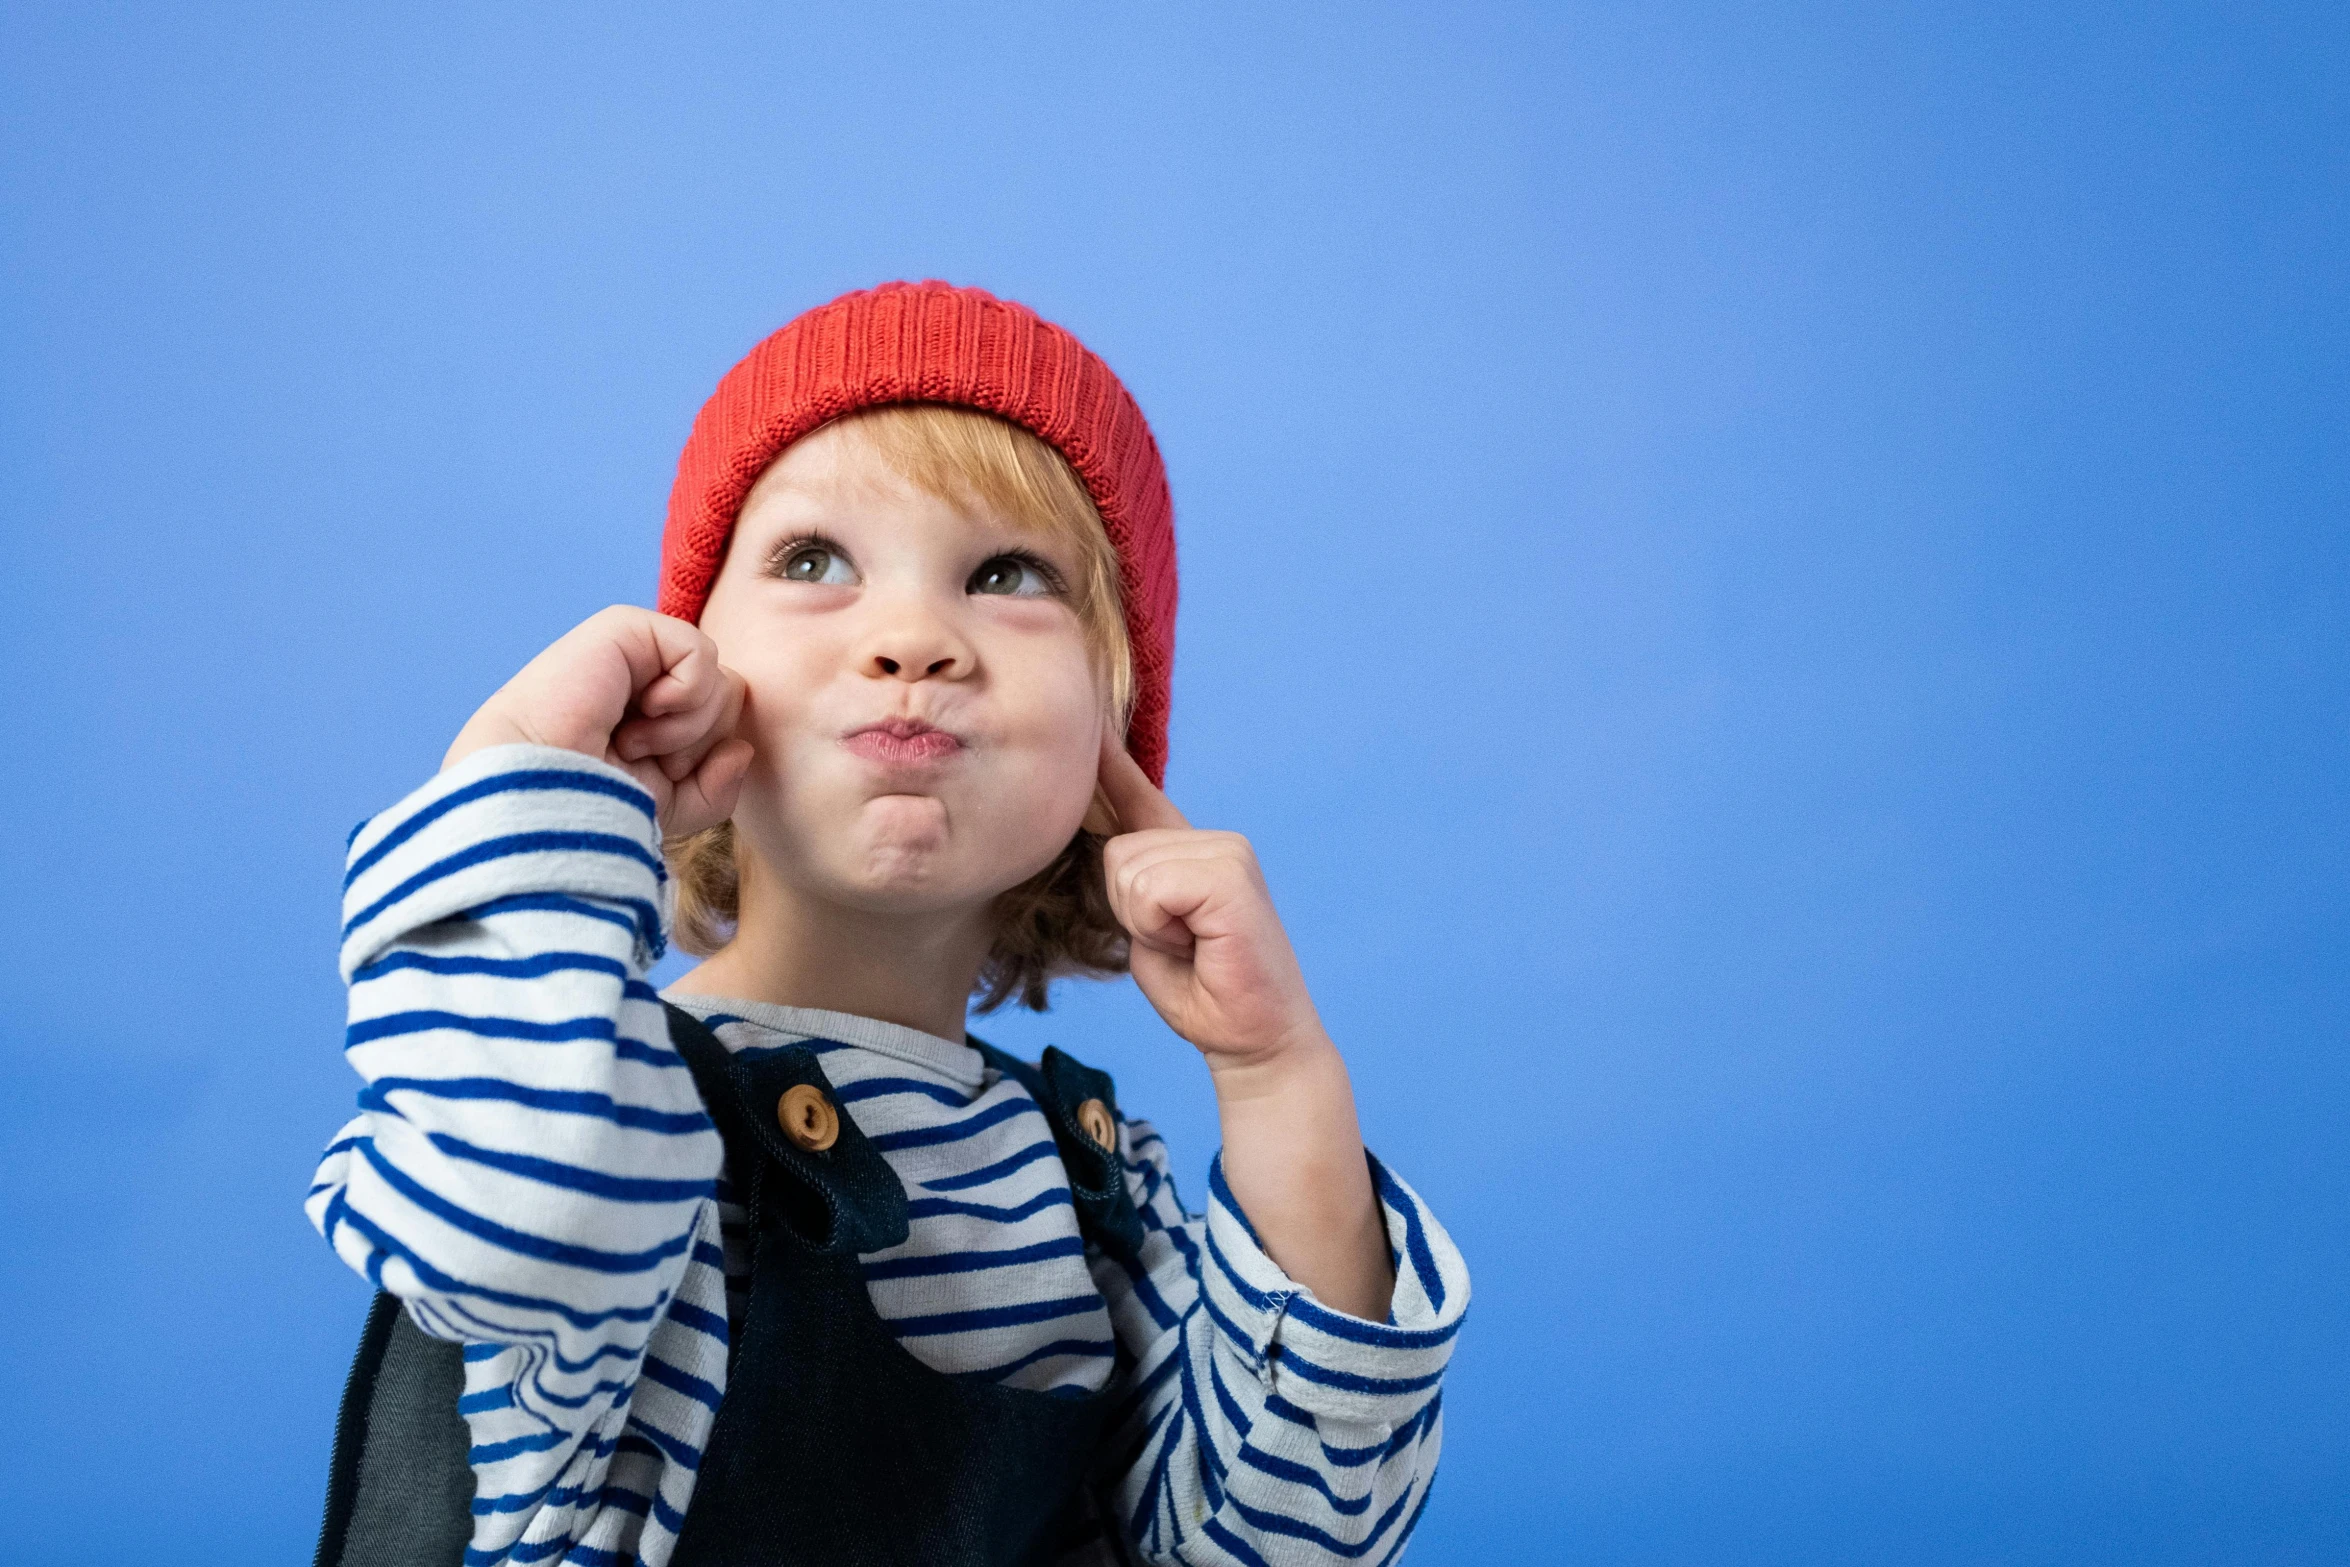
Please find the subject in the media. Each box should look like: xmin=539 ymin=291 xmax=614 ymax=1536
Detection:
xmin=658 ymin=281 xmax=1178 ymax=786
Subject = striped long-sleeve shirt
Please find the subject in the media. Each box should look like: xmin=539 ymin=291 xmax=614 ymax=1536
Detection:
xmin=307 ymin=745 xmax=1470 ymax=1567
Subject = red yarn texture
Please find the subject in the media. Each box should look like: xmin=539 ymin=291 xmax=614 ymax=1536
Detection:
xmin=658 ymin=281 xmax=1178 ymax=786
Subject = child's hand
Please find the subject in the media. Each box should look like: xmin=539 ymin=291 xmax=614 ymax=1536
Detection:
xmin=443 ymin=606 xmax=752 ymax=839
xmin=1094 ymin=735 xmax=1328 ymax=1073
xmin=1098 ymin=735 xmax=1395 ymax=1319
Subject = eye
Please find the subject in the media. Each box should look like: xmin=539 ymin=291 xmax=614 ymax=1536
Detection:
xmin=967 ymin=553 xmax=1059 ymax=598
xmin=772 ymin=538 xmax=858 ymax=586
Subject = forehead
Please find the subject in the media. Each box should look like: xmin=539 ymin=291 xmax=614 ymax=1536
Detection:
xmin=739 ymin=408 xmax=1103 ymax=552
xmin=737 ymin=421 xmax=930 ymax=519
xmin=735 ymin=421 xmax=1072 ymax=561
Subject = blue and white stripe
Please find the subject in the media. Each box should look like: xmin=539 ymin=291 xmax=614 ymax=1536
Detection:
xmin=309 ymin=745 xmax=1470 ymax=1567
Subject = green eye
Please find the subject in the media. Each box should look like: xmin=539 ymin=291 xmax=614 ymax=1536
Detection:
xmin=777 ymin=543 xmax=855 ymax=585
xmin=969 ymin=555 xmax=1052 ymax=597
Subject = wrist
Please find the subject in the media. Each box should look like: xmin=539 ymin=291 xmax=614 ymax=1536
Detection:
xmin=443 ymin=700 xmax=597 ymax=774
xmin=1207 ymin=1033 xmax=1395 ymax=1322
xmin=1204 ymin=1020 xmax=1343 ymax=1104
xmin=442 ymin=714 xmax=527 ymax=773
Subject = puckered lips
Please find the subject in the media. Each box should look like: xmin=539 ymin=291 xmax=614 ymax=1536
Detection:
xmin=841 ymin=717 xmax=965 ymax=768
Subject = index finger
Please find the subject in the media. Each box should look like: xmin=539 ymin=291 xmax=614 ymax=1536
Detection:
xmin=1096 ymin=728 xmax=1191 ymax=834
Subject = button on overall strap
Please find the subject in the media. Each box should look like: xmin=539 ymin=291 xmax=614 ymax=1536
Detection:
xmin=970 ymin=1040 xmax=1146 ymax=1263
xmin=664 ymin=1003 xmax=909 ymax=1255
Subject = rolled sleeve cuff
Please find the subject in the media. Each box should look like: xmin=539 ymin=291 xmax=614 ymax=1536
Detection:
xmin=1201 ymin=1149 xmax=1470 ymax=1431
xmin=339 ymin=745 xmax=670 ymax=978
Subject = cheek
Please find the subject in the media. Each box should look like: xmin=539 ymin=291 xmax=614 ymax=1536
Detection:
xmin=995 ymin=653 xmax=1104 ymax=811
xmin=701 ymin=612 xmax=838 ymax=756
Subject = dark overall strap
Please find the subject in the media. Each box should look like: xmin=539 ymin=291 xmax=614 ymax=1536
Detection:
xmin=970 ymin=1041 xmax=1146 ymax=1263
xmin=663 ymin=1002 xmax=910 ymax=1254
xmin=668 ymin=1002 xmax=1139 ymax=1263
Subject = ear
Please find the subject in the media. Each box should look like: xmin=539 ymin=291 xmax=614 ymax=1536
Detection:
xmin=1080 ymin=783 xmax=1120 ymax=837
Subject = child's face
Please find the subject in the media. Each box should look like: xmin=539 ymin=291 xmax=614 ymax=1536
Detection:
xmin=697 ymin=420 xmax=1106 ymax=923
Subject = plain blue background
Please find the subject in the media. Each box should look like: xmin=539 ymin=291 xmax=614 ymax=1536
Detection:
xmin=3 ymin=3 xmax=2344 ymax=1562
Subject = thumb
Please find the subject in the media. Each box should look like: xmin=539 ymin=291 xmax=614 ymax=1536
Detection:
xmin=663 ymin=738 xmax=753 ymax=840
xmin=1094 ymin=729 xmax=1189 ymax=835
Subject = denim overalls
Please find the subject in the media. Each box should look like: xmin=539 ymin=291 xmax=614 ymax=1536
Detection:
xmin=316 ymin=1004 xmax=1147 ymax=1567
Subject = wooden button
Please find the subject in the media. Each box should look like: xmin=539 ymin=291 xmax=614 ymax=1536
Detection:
xmin=776 ymin=1085 xmax=839 ymax=1153
xmin=1075 ymin=1098 xmax=1116 ymax=1153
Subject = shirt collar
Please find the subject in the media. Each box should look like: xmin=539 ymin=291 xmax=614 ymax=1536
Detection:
xmin=661 ymin=989 xmax=988 ymax=1090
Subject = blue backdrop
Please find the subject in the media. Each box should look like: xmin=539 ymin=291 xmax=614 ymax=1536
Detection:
xmin=3 ymin=4 xmax=2343 ymax=1562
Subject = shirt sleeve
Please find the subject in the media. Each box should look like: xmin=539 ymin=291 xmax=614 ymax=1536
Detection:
xmin=1091 ymin=1120 xmax=1471 ymax=1566
xmin=303 ymin=743 xmax=728 ymax=1563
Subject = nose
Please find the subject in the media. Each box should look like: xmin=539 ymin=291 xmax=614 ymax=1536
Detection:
xmin=862 ymin=596 xmax=973 ymax=683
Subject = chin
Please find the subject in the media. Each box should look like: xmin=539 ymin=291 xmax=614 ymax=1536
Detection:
xmin=836 ymin=843 xmax=961 ymax=911
xmin=752 ymin=773 xmax=1088 ymax=919
xmin=842 ymin=821 xmax=1079 ymax=921
xmin=817 ymin=800 xmax=989 ymax=915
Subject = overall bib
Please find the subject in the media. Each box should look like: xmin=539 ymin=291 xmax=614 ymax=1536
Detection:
xmin=316 ymin=1004 xmax=1148 ymax=1567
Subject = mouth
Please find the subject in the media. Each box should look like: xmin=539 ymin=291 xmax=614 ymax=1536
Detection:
xmin=841 ymin=717 xmax=966 ymax=768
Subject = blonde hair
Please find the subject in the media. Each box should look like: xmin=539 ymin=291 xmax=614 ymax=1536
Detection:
xmin=667 ymin=402 xmax=1134 ymax=1012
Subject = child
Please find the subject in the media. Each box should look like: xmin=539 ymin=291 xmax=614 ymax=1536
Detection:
xmin=307 ymin=281 xmax=1469 ymax=1566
